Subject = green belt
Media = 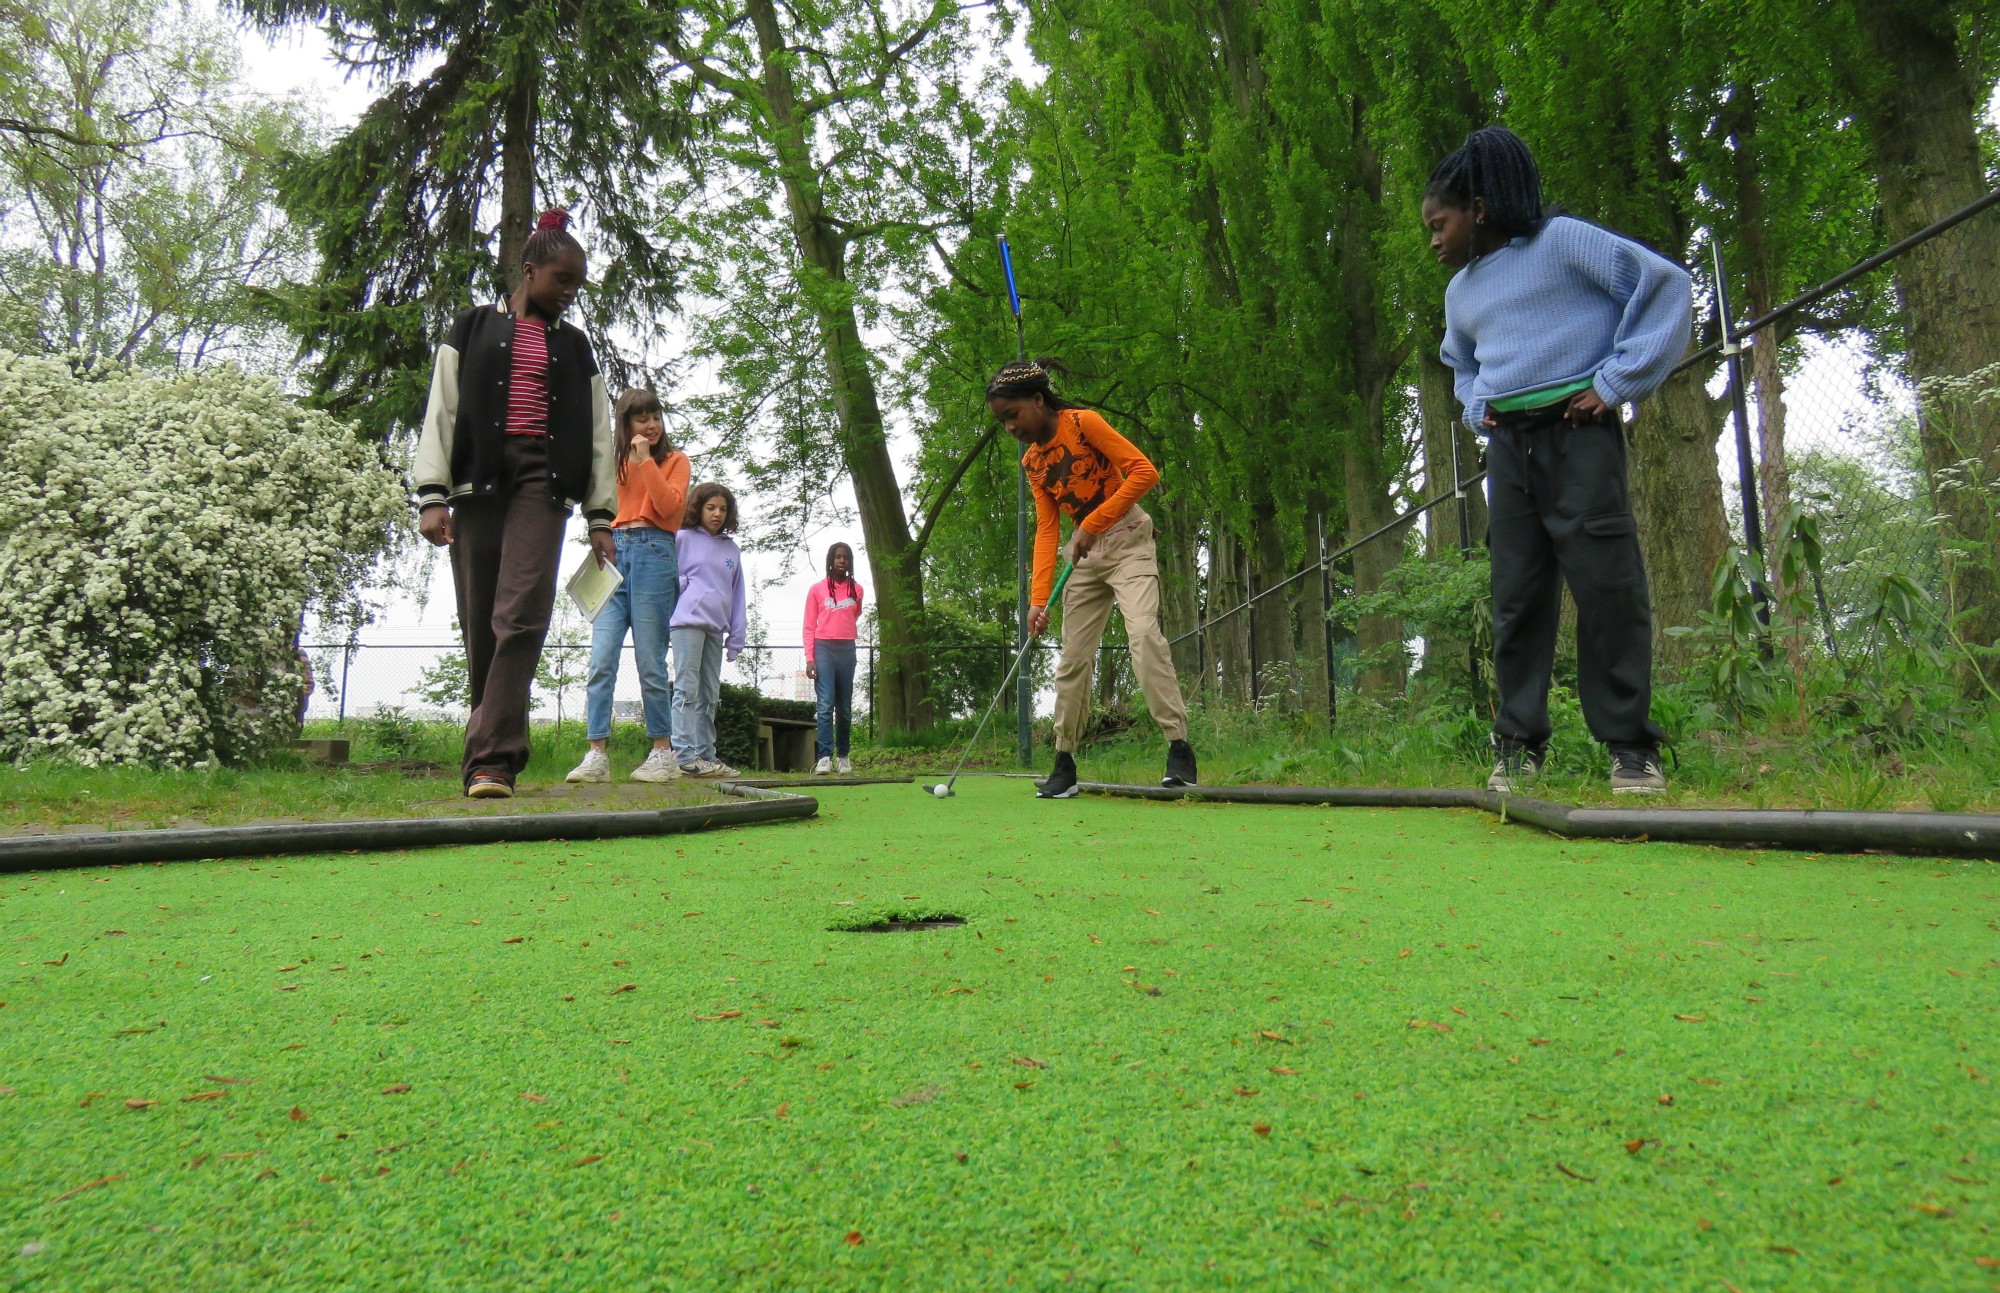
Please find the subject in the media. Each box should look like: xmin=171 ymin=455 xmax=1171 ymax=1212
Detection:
xmin=1488 ymin=376 xmax=1596 ymax=414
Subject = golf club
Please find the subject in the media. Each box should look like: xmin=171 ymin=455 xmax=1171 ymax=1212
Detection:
xmin=926 ymin=560 xmax=1073 ymax=799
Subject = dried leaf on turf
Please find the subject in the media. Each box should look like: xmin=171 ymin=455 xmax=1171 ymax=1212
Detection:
xmin=519 ymin=1092 xmax=548 ymax=1103
xmin=1658 ymin=1094 xmax=1675 ymax=1106
xmin=1235 ymin=1088 xmax=1259 ymax=1097
xmin=49 ymin=1173 xmax=124 ymax=1203
xmin=289 ymin=1107 xmax=308 ymax=1121
xmin=1974 ymin=1256 xmax=2000 ymax=1269
xmin=1554 ymin=1163 xmax=1595 ymax=1182
xmin=606 ymin=984 xmax=636 ymax=995
xmin=844 ymin=1231 xmax=864 ymax=1246
xmin=695 ymin=1011 xmax=742 ymax=1021
xmin=1674 ymin=1014 xmax=1706 ymax=1023
xmin=1624 ymin=1139 xmax=1645 ymax=1154
xmin=1012 ymin=1057 xmax=1045 ymax=1069
xmin=1270 ymin=1066 xmax=1299 ymax=1075
xmin=774 ymin=1102 xmax=790 ymax=1119
xmin=574 ymin=1155 xmax=603 ymax=1167
xmin=380 ymin=1084 xmax=411 ymax=1095
xmin=1913 ymin=1203 xmax=1954 ymax=1216
xmin=1767 ymin=1245 xmax=1800 ymax=1256
xmin=502 ymin=937 xmax=524 ymax=944
xmin=182 ymin=1091 xmax=225 ymax=1102
xmin=1252 ymin=1124 xmax=1272 ymax=1136
xmin=202 ymin=1076 xmax=251 ymax=1085
xmin=123 ymin=1098 xmax=155 ymax=1109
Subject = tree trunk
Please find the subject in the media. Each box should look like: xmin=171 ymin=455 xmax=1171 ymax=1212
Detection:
xmin=1250 ymin=497 xmax=1294 ymax=706
xmin=497 ymin=58 xmax=537 ymax=288
xmin=1210 ymin=521 xmax=1251 ymax=705
xmin=1847 ymin=0 xmax=2000 ymax=686
xmin=745 ymin=0 xmax=930 ymax=728
xmin=1628 ymin=366 xmax=1731 ymax=674
xmin=1156 ymin=479 xmax=1202 ymax=677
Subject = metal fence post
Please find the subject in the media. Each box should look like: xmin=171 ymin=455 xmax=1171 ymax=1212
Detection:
xmin=1317 ymin=511 xmax=1336 ymax=727
xmin=338 ymin=635 xmax=354 ymax=723
xmin=1248 ymin=568 xmax=1261 ymax=704
xmin=1712 ymin=241 xmax=1771 ymax=630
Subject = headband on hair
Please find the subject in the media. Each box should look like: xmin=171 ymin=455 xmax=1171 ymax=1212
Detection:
xmin=536 ymin=209 xmax=571 ymax=232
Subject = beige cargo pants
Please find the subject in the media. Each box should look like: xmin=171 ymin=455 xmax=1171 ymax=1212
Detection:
xmin=1052 ymin=505 xmax=1189 ymax=752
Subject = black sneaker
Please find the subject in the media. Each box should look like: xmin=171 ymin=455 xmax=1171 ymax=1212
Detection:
xmin=1610 ymin=745 xmax=1666 ymax=795
xmin=1487 ymin=740 xmax=1544 ymax=793
xmin=1163 ymin=739 xmax=1198 ymax=788
xmin=1036 ymin=750 xmax=1080 ymax=799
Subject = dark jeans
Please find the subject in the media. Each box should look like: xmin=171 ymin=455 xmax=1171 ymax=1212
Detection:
xmin=814 ymin=641 xmax=856 ymax=758
xmin=1486 ymin=405 xmax=1664 ymax=751
xmin=449 ymin=435 xmax=568 ymax=786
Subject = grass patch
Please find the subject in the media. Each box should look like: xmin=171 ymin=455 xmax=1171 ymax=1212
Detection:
xmin=0 ymin=723 xmax=724 ymax=830
xmin=1069 ymin=693 xmax=2000 ymax=813
xmin=1 ymin=782 xmax=1995 ymax=1288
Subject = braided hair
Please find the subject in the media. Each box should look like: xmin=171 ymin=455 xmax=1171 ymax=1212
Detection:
xmin=523 ymin=208 xmax=584 ymax=266
xmin=1425 ymin=126 xmax=1545 ymax=239
xmin=823 ymin=541 xmax=858 ymax=604
xmin=985 ymin=358 xmax=1084 ymax=411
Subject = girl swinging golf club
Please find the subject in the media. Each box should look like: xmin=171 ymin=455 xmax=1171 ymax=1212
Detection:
xmin=986 ymin=360 xmax=1197 ymax=798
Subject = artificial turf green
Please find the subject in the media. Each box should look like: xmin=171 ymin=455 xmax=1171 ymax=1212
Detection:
xmin=2 ymin=780 xmax=1996 ymax=1289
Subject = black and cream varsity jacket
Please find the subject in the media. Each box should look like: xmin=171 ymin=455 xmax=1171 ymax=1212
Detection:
xmin=411 ymin=302 xmax=616 ymax=529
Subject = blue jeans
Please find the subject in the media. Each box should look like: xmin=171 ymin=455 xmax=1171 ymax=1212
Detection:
xmin=670 ymin=627 xmax=725 ymax=766
xmin=814 ymin=640 xmax=856 ymax=758
xmin=585 ymin=527 xmax=679 ymax=741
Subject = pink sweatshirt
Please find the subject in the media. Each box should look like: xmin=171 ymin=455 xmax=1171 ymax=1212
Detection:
xmin=803 ymin=577 xmax=865 ymax=655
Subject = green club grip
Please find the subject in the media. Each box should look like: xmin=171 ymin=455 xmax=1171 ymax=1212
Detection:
xmin=1048 ymin=560 xmax=1074 ymax=604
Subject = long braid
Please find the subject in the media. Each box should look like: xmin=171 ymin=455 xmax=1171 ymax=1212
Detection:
xmin=1425 ymin=126 xmax=1545 ymax=238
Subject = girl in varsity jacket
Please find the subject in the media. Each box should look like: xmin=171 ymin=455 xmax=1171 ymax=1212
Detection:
xmin=413 ymin=208 xmax=617 ymax=798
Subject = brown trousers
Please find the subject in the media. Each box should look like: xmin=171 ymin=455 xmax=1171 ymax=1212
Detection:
xmin=1052 ymin=505 xmax=1189 ymax=752
xmin=450 ymin=435 xmax=567 ymax=786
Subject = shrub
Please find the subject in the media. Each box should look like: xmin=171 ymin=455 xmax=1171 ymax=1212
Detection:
xmin=0 ymin=352 xmax=405 ymax=765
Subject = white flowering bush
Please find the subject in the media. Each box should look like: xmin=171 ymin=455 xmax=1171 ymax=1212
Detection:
xmin=0 ymin=351 xmax=407 ymax=765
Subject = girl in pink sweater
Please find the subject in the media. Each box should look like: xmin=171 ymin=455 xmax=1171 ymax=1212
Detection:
xmin=803 ymin=542 xmax=864 ymax=773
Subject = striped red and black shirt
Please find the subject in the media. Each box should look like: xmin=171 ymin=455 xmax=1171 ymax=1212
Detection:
xmin=505 ymin=317 xmax=550 ymax=435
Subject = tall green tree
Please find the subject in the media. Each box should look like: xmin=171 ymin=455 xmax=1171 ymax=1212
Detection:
xmin=0 ymin=0 xmax=315 ymax=367
xmin=241 ymin=0 xmax=685 ymax=441
xmin=659 ymin=0 xmax=993 ymax=731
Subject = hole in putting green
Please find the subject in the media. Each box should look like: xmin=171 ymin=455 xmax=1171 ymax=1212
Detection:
xmin=830 ymin=912 xmax=967 ymax=933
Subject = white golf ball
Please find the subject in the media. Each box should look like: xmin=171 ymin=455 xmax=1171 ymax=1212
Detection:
xmin=933 ymin=784 xmax=950 ymax=798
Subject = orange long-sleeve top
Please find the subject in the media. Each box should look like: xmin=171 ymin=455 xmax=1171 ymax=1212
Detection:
xmin=1021 ymin=408 xmax=1160 ymax=606
xmin=612 ymin=449 xmax=691 ymax=530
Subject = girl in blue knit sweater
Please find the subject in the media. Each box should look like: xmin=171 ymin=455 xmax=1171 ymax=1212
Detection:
xmin=1422 ymin=126 xmax=1693 ymax=796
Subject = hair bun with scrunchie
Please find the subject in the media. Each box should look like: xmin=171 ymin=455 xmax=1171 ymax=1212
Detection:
xmin=535 ymin=208 xmax=571 ymax=232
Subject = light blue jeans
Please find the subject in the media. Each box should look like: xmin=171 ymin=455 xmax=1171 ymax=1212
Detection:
xmin=585 ymin=527 xmax=678 ymax=741
xmin=670 ymin=627 xmax=725 ymax=767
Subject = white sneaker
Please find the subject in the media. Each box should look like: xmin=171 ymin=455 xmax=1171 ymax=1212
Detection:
xmin=679 ymin=758 xmax=715 ymax=777
xmin=566 ymin=750 xmax=611 ymax=784
xmin=836 ymin=756 xmax=852 ymax=774
xmin=813 ymin=756 xmax=833 ymax=775
xmin=631 ymin=748 xmax=681 ymax=783
xmin=705 ymin=761 xmax=741 ymax=779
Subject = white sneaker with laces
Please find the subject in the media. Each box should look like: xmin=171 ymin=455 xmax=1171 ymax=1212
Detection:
xmin=813 ymin=756 xmax=833 ymax=775
xmin=706 ymin=761 xmax=741 ymax=779
xmin=836 ymin=756 xmax=852 ymax=774
xmin=566 ymin=749 xmax=611 ymax=784
xmin=631 ymin=748 xmax=681 ymax=783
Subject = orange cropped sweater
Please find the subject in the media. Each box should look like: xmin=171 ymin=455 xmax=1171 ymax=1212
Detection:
xmin=612 ymin=450 xmax=690 ymax=530
xmin=1021 ymin=408 xmax=1160 ymax=606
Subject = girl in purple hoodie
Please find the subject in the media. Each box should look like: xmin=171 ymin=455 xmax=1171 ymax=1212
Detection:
xmin=670 ymin=483 xmax=748 ymax=776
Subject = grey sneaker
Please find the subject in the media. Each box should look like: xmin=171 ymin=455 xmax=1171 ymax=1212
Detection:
xmin=689 ymin=760 xmax=739 ymax=779
xmin=813 ymin=756 xmax=833 ymax=775
xmin=836 ymin=756 xmax=852 ymax=774
xmin=630 ymin=748 xmax=681 ymax=783
xmin=1610 ymin=746 xmax=1666 ymax=795
xmin=566 ymin=749 xmax=611 ymax=784
xmin=1487 ymin=742 xmax=1544 ymax=793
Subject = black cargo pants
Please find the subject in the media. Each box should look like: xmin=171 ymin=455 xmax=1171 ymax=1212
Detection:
xmin=1485 ymin=402 xmax=1664 ymax=751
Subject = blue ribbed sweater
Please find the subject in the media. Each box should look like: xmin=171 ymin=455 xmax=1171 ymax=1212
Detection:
xmin=1440 ymin=215 xmax=1694 ymax=430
